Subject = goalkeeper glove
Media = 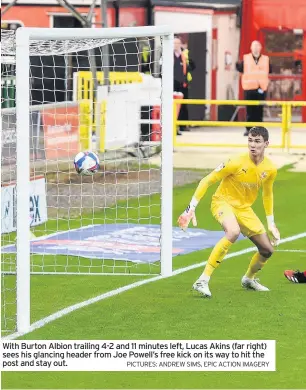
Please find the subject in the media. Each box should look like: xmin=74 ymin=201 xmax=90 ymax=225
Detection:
xmin=267 ymin=216 xmax=280 ymax=246
xmin=178 ymin=206 xmax=197 ymax=231
xmin=178 ymin=197 xmax=198 ymax=231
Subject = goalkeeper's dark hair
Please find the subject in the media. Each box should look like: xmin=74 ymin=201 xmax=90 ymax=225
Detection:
xmin=249 ymin=126 xmax=269 ymax=141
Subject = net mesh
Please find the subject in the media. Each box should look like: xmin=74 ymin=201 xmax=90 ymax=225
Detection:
xmin=1 ymin=29 xmax=163 ymax=334
xmin=1 ymin=29 xmax=122 ymax=56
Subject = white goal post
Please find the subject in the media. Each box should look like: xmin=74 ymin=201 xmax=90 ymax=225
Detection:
xmin=2 ymin=26 xmax=174 ymax=335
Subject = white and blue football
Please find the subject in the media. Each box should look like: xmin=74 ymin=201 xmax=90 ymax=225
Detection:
xmin=74 ymin=151 xmax=99 ymax=176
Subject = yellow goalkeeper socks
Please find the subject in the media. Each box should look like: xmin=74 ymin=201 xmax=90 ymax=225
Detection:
xmin=200 ymin=236 xmax=233 ymax=280
xmin=245 ymin=252 xmax=267 ymax=279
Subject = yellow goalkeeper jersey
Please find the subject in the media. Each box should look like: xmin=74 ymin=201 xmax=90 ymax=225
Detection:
xmin=194 ymin=153 xmax=277 ymax=214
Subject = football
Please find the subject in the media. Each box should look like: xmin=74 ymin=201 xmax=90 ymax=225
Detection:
xmin=74 ymin=151 xmax=99 ymax=176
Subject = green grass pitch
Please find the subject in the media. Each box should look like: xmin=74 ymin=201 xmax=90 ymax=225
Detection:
xmin=2 ymin=165 xmax=306 ymax=389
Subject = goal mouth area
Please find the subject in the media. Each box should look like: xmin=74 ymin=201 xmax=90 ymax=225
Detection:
xmin=1 ymin=26 xmax=174 ymax=335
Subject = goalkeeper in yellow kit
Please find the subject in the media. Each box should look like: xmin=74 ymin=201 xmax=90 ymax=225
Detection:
xmin=178 ymin=126 xmax=280 ymax=297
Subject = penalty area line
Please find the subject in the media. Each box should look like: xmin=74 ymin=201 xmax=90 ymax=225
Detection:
xmin=4 ymin=231 xmax=306 ymax=340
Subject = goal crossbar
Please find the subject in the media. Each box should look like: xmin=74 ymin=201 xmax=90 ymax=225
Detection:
xmin=17 ymin=25 xmax=173 ymax=40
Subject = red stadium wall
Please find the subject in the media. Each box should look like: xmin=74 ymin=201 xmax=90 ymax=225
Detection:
xmin=119 ymin=7 xmax=146 ymax=27
xmin=239 ymin=0 xmax=306 ymax=120
xmin=2 ymin=5 xmax=115 ymax=27
xmin=2 ymin=5 xmax=146 ymax=28
xmin=240 ymin=0 xmax=306 ymax=55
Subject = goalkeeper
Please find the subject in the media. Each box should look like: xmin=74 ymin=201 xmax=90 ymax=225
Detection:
xmin=178 ymin=126 xmax=280 ymax=297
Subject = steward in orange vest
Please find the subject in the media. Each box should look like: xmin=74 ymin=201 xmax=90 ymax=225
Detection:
xmin=241 ymin=53 xmax=270 ymax=91
xmin=236 ymin=41 xmax=272 ymax=136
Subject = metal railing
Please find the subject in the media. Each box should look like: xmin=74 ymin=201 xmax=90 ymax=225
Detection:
xmin=173 ymin=100 xmax=306 ymax=150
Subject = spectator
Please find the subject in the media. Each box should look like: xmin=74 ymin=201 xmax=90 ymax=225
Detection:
xmin=236 ymin=41 xmax=272 ymax=136
xmin=181 ymin=41 xmax=195 ymax=87
xmin=173 ymin=36 xmax=195 ymax=135
xmin=140 ymin=39 xmax=151 ymax=75
xmin=294 ymin=60 xmax=302 ymax=96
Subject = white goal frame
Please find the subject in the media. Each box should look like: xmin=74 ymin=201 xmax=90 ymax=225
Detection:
xmin=15 ymin=26 xmax=174 ymax=333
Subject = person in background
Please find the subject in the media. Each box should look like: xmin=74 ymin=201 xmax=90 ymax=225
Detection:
xmin=140 ymin=39 xmax=151 ymax=75
xmin=181 ymin=41 xmax=195 ymax=87
xmin=293 ymin=60 xmax=302 ymax=96
xmin=236 ymin=41 xmax=272 ymax=136
xmin=173 ymin=36 xmax=195 ymax=135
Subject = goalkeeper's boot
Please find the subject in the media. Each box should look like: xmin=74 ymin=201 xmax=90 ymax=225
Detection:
xmin=284 ymin=270 xmax=306 ymax=283
xmin=193 ymin=280 xmax=212 ymax=298
xmin=241 ymin=276 xmax=269 ymax=291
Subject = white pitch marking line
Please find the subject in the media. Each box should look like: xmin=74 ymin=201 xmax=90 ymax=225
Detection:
xmin=3 ymin=231 xmax=306 ymax=340
xmin=276 ymin=249 xmax=306 ymax=253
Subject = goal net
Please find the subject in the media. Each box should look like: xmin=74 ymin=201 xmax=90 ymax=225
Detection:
xmin=1 ymin=27 xmax=173 ymax=335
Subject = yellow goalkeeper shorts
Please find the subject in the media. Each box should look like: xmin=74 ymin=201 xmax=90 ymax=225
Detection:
xmin=211 ymin=200 xmax=266 ymax=238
